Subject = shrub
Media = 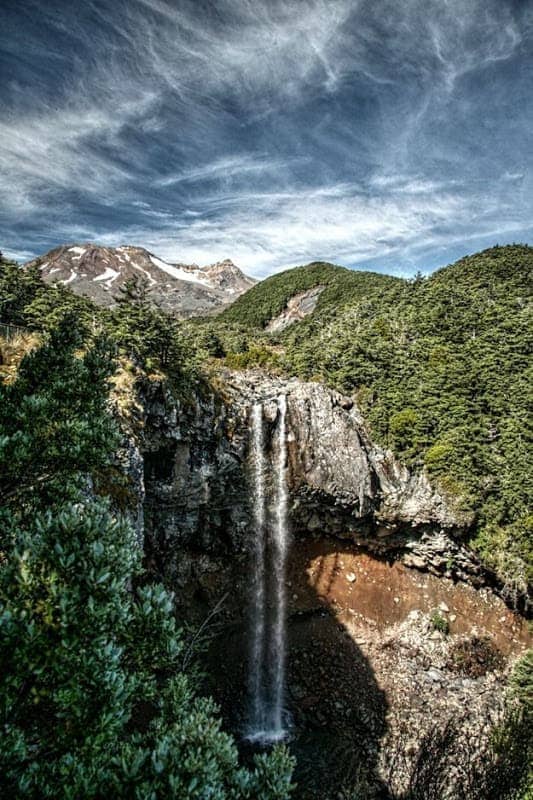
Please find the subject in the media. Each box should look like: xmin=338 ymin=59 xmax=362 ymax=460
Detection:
xmin=424 ymin=442 xmax=455 ymax=474
xmin=389 ymin=408 xmax=420 ymax=453
xmin=0 ymin=502 xmax=294 ymax=799
xmin=0 ymin=316 xmax=118 ymax=519
xmin=447 ymin=636 xmax=504 ymax=677
xmin=225 ymin=344 xmax=281 ymax=371
xmin=429 ymin=610 xmax=449 ymax=635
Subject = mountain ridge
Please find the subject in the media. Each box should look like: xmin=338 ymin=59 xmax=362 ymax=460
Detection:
xmin=25 ymin=243 xmax=255 ymax=317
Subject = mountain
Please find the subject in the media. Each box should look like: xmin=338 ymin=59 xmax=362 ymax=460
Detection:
xmin=220 ymin=260 xmax=401 ymax=328
xmin=25 ymin=244 xmax=255 ymax=316
xmin=1 ymin=242 xmax=531 ymax=800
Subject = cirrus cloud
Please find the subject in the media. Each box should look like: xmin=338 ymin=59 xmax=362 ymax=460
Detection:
xmin=1 ymin=0 xmax=532 ymax=275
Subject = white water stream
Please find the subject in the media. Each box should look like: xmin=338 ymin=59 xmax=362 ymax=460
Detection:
xmin=249 ymin=403 xmax=267 ymax=732
xmin=246 ymin=396 xmax=289 ymax=744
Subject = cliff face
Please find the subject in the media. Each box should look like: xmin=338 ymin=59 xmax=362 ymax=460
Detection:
xmin=225 ymin=372 xmax=459 ymax=528
xmin=119 ymin=368 xmax=530 ymax=799
xmin=133 ymin=369 xmax=483 ymax=592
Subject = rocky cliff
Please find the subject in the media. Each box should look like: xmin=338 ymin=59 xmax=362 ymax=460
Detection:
xmin=117 ymin=367 xmax=519 ymax=609
xmin=116 ymin=367 xmax=530 ymax=800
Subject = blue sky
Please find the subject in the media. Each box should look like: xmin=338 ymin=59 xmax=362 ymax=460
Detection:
xmin=1 ymin=0 xmax=532 ymax=277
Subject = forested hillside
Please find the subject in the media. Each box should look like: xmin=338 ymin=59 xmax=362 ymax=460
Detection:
xmin=2 ymin=245 xmax=531 ymax=605
xmin=220 ymin=261 xmax=400 ymax=329
xmin=211 ymin=245 xmax=533 ymax=602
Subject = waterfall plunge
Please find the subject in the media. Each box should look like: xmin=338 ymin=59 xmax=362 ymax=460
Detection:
xmin=271 ymin=394 xmax=288 ymax=735
xmin=249 ymin=403 xmax=267 ymax=732
xmin=246 ymin=396 xmax=289 ymax=744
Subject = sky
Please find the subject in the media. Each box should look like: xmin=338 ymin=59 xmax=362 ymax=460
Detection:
xmin=1 ymin=0 xmax=532 ymax=278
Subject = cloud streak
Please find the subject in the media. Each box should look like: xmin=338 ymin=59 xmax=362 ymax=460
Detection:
xmin=1 ymin=0 xmax=532 ymax=275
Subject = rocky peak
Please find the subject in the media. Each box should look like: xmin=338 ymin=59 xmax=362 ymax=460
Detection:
xmin=25 ymin=244 xmax=255 ymax=317
xmin=200 ymin=258 xmax=257 ymax=294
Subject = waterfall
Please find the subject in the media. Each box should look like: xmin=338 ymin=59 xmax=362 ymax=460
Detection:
xmin=270 ymin=394 xmax=288 ymax=735
xmin=249 ymin=403 xmax=267 ymax=733
xmin=246 ymin=395 xmax=290 ymax=744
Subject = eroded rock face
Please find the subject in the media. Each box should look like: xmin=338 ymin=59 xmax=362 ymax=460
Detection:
xmin=126 ymin=368 xmax=529 ymax=800
xmin=265 ymin=286 xmax=324 ymax=333
xmin=137 ymin=379 xmax=249 ymax=572
xmin=211 ymin=539 xmax=530 ymax=800
xmin=221 ymin=370 xmax=463 ymax=531
xmin=128 ymin=368 xmax=505 ymax=612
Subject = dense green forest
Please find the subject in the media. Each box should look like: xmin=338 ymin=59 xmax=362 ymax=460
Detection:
xmin=0 ymin=257 xmax=293 ymax=798
xmin=212 ymin=245 xmax=533 ymax=605
xmin=0 ymin=246 xmax=531 ymax=799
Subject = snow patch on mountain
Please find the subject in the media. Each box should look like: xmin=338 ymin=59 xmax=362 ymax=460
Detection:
xmin=69 ymin=247 xmax=87 ymax=258
xmin=26 ymin=243 xmax=255 ymax=317
xmin=149 ymin=256 xmax=210 ymax=286
xmin=94 ymin=267 xmax=120 ymax=283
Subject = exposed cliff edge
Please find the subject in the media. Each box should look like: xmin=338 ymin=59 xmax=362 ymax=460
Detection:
xmin=114 ymin=367 xmax=518 ymax=613
xmin=114 ymin=367 xmax=530 ymax=799
xmin=222 ymin=371 xmax=460 ymax=528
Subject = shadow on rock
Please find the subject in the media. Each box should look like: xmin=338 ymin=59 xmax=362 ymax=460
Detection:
xmin=287 ymin=604 xmax=390 ymax=799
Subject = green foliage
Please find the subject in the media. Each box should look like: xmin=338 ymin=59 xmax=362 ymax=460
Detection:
xmin=486 ymin=650 xmax=533 ymax=800
xmin=429 ymin=610 xmax=449 ymax=635
xmin=0 ymin=315 xmax=118 ymax=519
xmin=24 ymin=282 xmax=98 ymax=333
xmin=110 ymin=277 xmax=197 ymax=384
xmin=474 ymin=515 xmax=533 ymax=605
xmin=0 ymin=260 xmax=43 ymax=326
xmin=197 ymin=326 xmax=226 ymax=358
xmin=221 ymin=261 xmax=399 ymax=329
xmin=0 ymin=301 xmax=293 ymax=798
xmin=389 ymin=408 xmax=420 ymax=455
xmin=424 ymin=441 xmax=456 ymax=475
xmin=225 ymin=344 xmax=282 ymax=371
xmin=0 ymin=260 xmax=198 ymax=391
xmin=187 ymin=319 xmax=252 ymax=359
xmin=509 ymin=649 xmax=533 ymax=710
xmin=0 ymin=502 xmax=294 ymax=799
xmin=0 ymin=257 xmax=97 ymax=332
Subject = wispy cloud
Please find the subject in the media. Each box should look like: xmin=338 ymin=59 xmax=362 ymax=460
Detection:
xmin=0 ymin=0 xmax=531 ymax=275
xmin=156 ymin=155 xmax=304 ymax=187
xmin=37 ymin=176 xmax=526 ymax=278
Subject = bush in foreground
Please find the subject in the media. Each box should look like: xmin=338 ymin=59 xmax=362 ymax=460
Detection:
xmin=0 ymin=502 xmax=293 ymax=799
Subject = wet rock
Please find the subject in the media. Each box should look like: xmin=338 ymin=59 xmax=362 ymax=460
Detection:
xmin=291 ymin=684 xmax=306 ymax=700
